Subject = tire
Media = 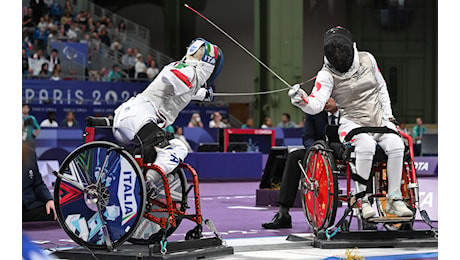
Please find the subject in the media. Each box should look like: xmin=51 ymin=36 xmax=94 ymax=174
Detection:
xmin=128 ymin=168 xmax=188 ymax=244
xmin=54 ymin=141 xmax=146 ymax=250
xmin=300 ymin=140 xmax=338 ymax=231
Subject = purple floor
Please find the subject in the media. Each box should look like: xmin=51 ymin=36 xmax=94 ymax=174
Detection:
xmin=22 ymin=181 xmax=438 ymax=250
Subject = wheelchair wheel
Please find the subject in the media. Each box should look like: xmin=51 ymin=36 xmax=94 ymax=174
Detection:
xmin=300 ymin=140 xmax=338 ymax=231
xmin=128 ymin=168 xmax=188 ymax=244
xmin=54 ymin=141 xmax=146 ymax=250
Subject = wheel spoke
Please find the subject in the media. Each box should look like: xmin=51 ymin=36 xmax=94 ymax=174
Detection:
xmin=54 ymin=170 xmax=85 ymax=191
xmin=55 ymin=141 xmax=146 ymax=250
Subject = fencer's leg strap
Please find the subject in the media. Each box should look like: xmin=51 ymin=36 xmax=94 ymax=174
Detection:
xmin=137 ymin=122 xmax=171 ymax=148
xmin=351 ymin=172 xmax=370 ymax=185
xmin=136 ymin=122 xmax=172 ymax=163
xmin=353 ymin=152 xmax=374 ymax=198
xmin=355 ymin=153 xmax=373 ymax=180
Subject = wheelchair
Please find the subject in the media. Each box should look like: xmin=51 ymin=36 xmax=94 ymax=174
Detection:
xmin=299 ymin=125 xmax=436 ymax=239
xmin=52 ymin=117 xmax=210 ymax=253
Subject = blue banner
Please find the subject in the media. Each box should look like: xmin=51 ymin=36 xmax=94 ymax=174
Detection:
xmin=51 ymin=41 xmax=88 ymax=66
xmin=22 ymin=80 xmax=228 ymax=128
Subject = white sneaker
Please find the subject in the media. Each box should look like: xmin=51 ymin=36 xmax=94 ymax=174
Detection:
xmin=145 ymin=169 xmax=161 ymax=199
xmin=385 ymin=198 xmax=413 ymax=217
xmin=361 ymin=201 xmax=376 ymax=219
xmin=146 ymin=169 xmax=162 ymax=183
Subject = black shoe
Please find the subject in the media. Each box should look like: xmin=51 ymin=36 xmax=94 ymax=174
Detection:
xmin=262 ymin=212 xmax=292 ymax=229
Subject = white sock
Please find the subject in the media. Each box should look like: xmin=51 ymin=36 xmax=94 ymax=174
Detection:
xmin=386 ymin=153 xmax=404 ymax=198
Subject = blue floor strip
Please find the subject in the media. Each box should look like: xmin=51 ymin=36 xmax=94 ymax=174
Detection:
xmin=324 ymin=252 xmax=438 ymax=260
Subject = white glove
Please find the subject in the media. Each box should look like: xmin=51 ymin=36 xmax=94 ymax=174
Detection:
xmin=191 ymin=87 xmax=208 ymax=101
xmin=288 ymin=84 xmax=301 ymax=97
xmin=204 ymin=86 xmax=214 ymax=101
xmin=290 ymin=88 xmax=308 ymax=109
xmin=191 ymin=86 xmax=214 ymax=102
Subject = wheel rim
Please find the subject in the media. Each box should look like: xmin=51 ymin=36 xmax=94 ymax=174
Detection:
xmin=302 ymin=149 xmax=336 ymax=230
xmin=54 ymin=142 xmax=145 ymax=249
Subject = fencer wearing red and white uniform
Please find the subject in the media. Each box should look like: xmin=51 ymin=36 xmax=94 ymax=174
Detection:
xmin=289 ymin=26 xmax=412 ymax=218
xmin=112 ymin=38 xmax=223 ymax=181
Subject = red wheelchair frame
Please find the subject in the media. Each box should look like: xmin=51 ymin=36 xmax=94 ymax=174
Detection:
xmin=299 ymin=126 xmax=435 ymax=238
xmin=53 ymin=117 xmax=208 ymax=252
xmin=84 ymin=118 xmax=205 ymax=242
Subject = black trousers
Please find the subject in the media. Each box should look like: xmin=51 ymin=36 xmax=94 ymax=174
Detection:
xmin=22 ymin=204 xmax=55 ymax=222
xmin=276 ymin=149 xmax=306 ymax=208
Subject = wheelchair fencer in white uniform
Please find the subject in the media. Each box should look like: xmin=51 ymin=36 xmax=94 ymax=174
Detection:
xmin=112 ymin=38 xmax=223 ymax=183
xmin=288 ymin=26 xmax=412 ymax=218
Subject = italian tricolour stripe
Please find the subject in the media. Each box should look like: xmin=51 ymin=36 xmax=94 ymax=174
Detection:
xmin=205 ymin=42 xmax=218 ymax=59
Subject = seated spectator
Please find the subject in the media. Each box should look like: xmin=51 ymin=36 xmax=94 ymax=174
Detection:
xmin=50 ymin=65 xmax=61 ymax=81
xmin=60 ymin=10 xmax=72 ymax=25
xmin=66 ymin=22 xmax=79 ymax=41
xmin=49 ymin=2 xmax=63 ymax=21
xmin=23 ymin=31 xmax=34 ymax=56
xmin=115 ymin=20 xmax=127 ymax=43
xmin=121 ymin=48 xmax=136 ymax=77
xmin=31 ymin=48 xmax=44 ymax=60
xmin=107 ymin=64 xmax=127 ymax=82
xmin=242 ymin=118 xmax=254 ymax=128
xmin=56 ymin=25 xmax=68 ymax=40
xmin=222 ymin=116 xmax=232 ymax=128
xmin=40 ymin=111 xmax=58 ymax=127
xmin=145 ymin=54 xmax=154 ymax=67
xmin=188 ymin=113 xmax=204 ymax=128
xmin=39 ymin=63 xmax=50 ymax=79
xmin=60 ymin=111 xmax=80 ymax=128
xmin=146 ymin=60 xmax=159 ymax=80
xmin=277 ymin=113 xmax=296 ymax=128
xmin=174 ymin=126 xmax=193 ymax=153
xmin=30 ymin=0 xmax=46 ymax=25
xmin=47 ymin=48 xmax=60 ymax=72
xmin=22 ymin=104 xmax=41 ymax=145
xmin=76 ymin=10 xmax=89 ymax=27
xmin=88 ymin=67 xmax=108 ymax=82
xmin=63 ymin=0 xmax=73 ymax=15
xmin=261 ymin=116 xmax=273 ymax=128
xmin=209 ymin=112 xmax=229 ymax=128
xmin=22 ymin=48 xmax=30 ymax=75
xmin=37 ymin=16 xmax=48 ymax=33
xmin=133 ymin=47 xmax=140 ymax=57
xmin=399 ymin=121 xmax=410 ymax=136
xmin=43 ymin=14 xmax=54 ymax=30
xmin=23 ymin=7 xmax=35 ymax=28
xmin=412 ymin=117 xmax=427 ymax=156
xmin=26 ymin=68 xmax=36 ymax=79
xmin=110 ymin=39 xmax=123 ymax=53
xmin=135 ymin=53 xmax=148 ymax=80
xmin=22 ymin=142 xmax=56 ymax=222
xmin=98 ymin=25 xmax=111 ymax=47
xmin=33 ymin=27 xmax=48 ymax=49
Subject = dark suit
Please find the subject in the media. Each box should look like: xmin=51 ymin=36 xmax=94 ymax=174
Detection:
xmin=47 ymin=55 xmax=60 ymax=67
xmin=277 ymin=111 xmax=329 ymax=208
xmin=22 ymin=143 xmax=54 ymax=221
